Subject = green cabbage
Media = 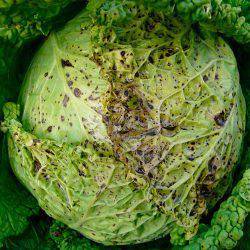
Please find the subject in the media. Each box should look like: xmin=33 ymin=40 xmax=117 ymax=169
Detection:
xmin=1 ymin=0 xmax=246 ymax=246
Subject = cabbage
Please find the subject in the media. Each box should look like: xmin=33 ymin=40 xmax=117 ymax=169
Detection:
xmin=1 ymin=1 xmax=246 ymax=246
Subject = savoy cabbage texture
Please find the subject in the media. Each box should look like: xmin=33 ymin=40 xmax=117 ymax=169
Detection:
xmin=0 ymin=0 xmax=249 ymax=249
xmin=2 ymin=0 xmax=247 ymax=246
xmin=176 ymin=0 xmax=250 ymax=44
xmin=183 ymin=168 xmax=250 ymax=249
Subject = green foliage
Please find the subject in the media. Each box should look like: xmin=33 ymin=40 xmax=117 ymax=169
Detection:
xmin=0 ymin=40 xmax=19 ymax=117
xmin=0 ymin=139 xmax=39 ymax=246
xmin=237 ymin=215 xmax=250 ymax=250
xmin=2 ymin=215 xmax=54 ymax=250
xmin=48 ymin=221 xmax=118 ymax=250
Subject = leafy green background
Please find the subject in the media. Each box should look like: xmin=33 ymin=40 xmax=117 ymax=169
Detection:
xmin=0 ymin=0 xmax=249 ymax=249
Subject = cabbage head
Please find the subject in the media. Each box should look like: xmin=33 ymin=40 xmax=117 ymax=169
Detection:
xmin=1 ymin=0 xmax=246 ymax=246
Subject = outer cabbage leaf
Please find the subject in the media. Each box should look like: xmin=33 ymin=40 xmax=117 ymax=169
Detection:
xmin=0 ymin=0 xmax=86 ymax=45
xmin=87 ymin=0 xmax=250 ymax=44
xmin=176 ymin=0 xmax=250 ymax=44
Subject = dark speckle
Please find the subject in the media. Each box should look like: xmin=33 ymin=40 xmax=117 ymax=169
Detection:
xmin=203 ymin=75 xmax=209 ymax=82
xmin=208 ymin=157 xmax=218 ymax=171
xmin=147 ymin=102 xmax=154 ymax=109
xmin=44 ymin=72 xmax=48 ymax=77
xmin=148 ymin=56 xmax=154 ymax=64
xmin=78 ymin=170 xmax=86 ymax=177
xmin=147 ymin=23 xmax=155 ymax=31
xmin=135 ymin=72 xmax=140 ymax=77
xmin=74 ymin=88 xmax=82 ymax=98
xmin=68 ymin=81 xmax=73 ymax=88
xmin=160 ymin=119 xmax=177 ymax=130
xmin=145 ymin=128 xmax=158 ymax=136
xmin=62 ymin=95 xmax=69 ymax=107
xmin=200 ymin=186 xmax=213 ymax=198
xmin=34 ymin=160 xmax=42 ymax=172
xmin=135 ymin=168 xmax=145 ymax=175
xmin=32 ymin=139 xmax=41 ymax=145
xmin=137 ymin=150 xmax=143 ymax=156
xmin=214 ymin=111 xmax=226 ymax=126
xmin=61 ymin=59 xmax=74 ymax=68
xmin=148 ymin=172 xmax=153 ymax=179
xmin=47 ymin=126 xmax=53 ymax=132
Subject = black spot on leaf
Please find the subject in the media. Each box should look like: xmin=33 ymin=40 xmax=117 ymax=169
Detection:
xmin=74 ymin=88 xmax=82 ymax=97
xmin=135 ymin=168 xmax=145 ymax=175
xmin=120 ymin=51 xmax=126 ymax=57
xmin=203 ymin=75 xmax=209 ymax=82
xmin=47 ymin=126 xmax=53 ymax=132
xmin=214 ymin=111 xmax=226 ymax=126
xmin=62 ymin=95 xmax=70 ymax=107
xmin=61 ymin=59 xmax=74 ymax=68
xmin=68 ymin=81 xmax=73 ymax=88
xmin=34 ymin=160 xmax=42 ymax=172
